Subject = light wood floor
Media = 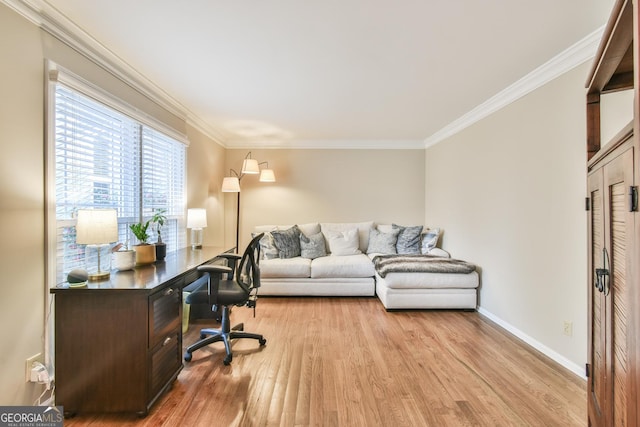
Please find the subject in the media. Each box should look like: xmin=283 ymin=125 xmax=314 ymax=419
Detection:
xmin=65 ymin=297 xmax=586 ymax=426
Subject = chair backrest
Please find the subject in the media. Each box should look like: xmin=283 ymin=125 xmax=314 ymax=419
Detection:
xmin=235 ymin=233 xmax=263 ymax=294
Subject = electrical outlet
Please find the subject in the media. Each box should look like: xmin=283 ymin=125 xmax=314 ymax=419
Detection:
xmin=25 ymin=353 xmax=44 ymax=382
xmin=563 ymin=321 xmax=573 ymax=337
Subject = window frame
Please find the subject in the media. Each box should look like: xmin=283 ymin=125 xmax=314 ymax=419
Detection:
xmin=45 ymin=62 xmax=188 ymax=288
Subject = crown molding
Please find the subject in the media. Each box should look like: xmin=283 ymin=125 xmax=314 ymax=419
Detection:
xmin=224 ymin=138 xmax=425 ymax=150
xmin=423 ymin=26 xmax=605 ymax=149
xmin=2 ymin=0 xmax=228 ymax=147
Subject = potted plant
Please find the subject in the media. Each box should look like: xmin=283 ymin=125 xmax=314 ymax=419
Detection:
xmin=129 ymin=220 xmax=156 ymax=265
xmin=112 ymin=241 xmax=135 ymax=271
xmin=151 ymin=209 xmax=167 ymax=261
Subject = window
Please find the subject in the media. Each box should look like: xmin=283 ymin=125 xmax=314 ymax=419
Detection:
xmin=51 ymin=82 xmax=186 ymax=284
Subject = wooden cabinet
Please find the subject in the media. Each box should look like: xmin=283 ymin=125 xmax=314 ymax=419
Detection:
xmin=585 ymin=1 xmax=639 ymax=425
xmin=53 ymin=279 xmax=183 ymax=417
xmin=51 ymin=246 xmax=225 ymax=417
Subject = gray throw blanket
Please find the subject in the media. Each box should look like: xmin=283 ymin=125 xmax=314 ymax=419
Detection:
xmin=372 ymin=254 xmax=476 ymax=278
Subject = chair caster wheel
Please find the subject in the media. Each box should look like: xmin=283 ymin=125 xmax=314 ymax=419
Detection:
xmin=259 ymin=338 xmax=267 ymax=346
xmin=223 ymin=355 xmax=232 ymax=365
xmin=184 ymin=352 xmax=192 ymax=362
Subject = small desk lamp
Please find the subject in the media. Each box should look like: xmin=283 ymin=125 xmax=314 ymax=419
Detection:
xmin=187 ymin=208 xmax=207 ymax=249
xmin=76 ymin=208 xmax=118 ymax=281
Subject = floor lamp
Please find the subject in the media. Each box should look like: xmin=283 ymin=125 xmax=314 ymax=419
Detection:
xmin=222 ymin=152 xmax=276 ymax=252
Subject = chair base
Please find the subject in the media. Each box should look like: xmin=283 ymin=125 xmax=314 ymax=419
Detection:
xmin=184 ymin=306 xmax=266 ymax=365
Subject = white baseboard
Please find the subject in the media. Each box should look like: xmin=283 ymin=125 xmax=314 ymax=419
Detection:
xmin=477 ymin=307 xmax=586 ymax=380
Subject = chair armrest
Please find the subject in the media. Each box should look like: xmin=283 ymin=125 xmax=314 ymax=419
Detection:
xmin=197 ymin=265 xmax=232 ymax=274
xmin=217 ymin=253 xmax=242 ymax=262
xmin=215 ymin=253 xmax=242 ymax=280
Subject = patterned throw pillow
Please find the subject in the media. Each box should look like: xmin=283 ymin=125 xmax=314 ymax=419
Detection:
xmin=300 ymin=231 xmax=327 ymax=259
xmin=420 ymin=228 xmax=441 ymax=254
xmin=271 ymin=225 xmax=302 ymax=259
xmin=367 ymin=228 xmax=399 ymax=254
xmin=253 ymin=231 xmax=279 ymax=259
xmin=393 ymin=224 xmax=424 ymax=254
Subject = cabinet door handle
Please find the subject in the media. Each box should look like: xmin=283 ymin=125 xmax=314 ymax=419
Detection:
xmin=162 ymin=336 xmax=172 ymax=346
xmin=595 ymin=248 xmax=610 ymax=295
xmin=164 ymin=288 xmax=174 ymax=296
xmin=630 ymin=186 xmax=638 ymax=212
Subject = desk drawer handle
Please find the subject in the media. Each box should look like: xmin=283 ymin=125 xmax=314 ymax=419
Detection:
xmin=162 ymin=336 xmax=172 ymax=346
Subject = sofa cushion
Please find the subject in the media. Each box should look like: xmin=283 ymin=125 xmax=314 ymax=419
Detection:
xmin=311 ymin=253 xmax=375 ymax=278
xmin=321 ymin=221 xmax=374 ymax=253
xmin=376 ymin=270 xmax=479 ymax=289
xmin=325 ymin=228 xmax=361 ymax=256
xmin=300 ymin=231 xmax=327 ymax=259
xmin=393 ymin=224 xmax=423 ymax=254
xmin=271 ymin=225 xmax=301 ymax=258
xmin=260 ymin=257 xmax=311 ymax=278
xmin=367 ymin=228 xmax=399 ymax=254
xmin=426 ymin=247 xmax=450 ymax=258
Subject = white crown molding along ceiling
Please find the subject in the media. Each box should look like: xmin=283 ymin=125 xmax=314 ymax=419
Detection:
xmin=4 ymin=0 xmax=603 ymax=150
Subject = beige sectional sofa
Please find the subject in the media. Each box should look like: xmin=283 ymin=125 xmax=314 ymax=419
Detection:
xmin=254 ymin=221 xmax=479 ymax=310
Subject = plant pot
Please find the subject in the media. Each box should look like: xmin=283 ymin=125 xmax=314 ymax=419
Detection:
xmin=112 ymin=250 xmax=135 ymax=271
xmin=133 ymin=244 xmax=156 ymax=266
xmin=155 ymin=242 xmax=166 ymax=261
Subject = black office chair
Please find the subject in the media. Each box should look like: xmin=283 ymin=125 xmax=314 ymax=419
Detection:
xmin=183 ymin=233 xmax=267 ymax=365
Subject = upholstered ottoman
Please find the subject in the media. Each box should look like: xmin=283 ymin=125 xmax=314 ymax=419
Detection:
xmin=372 ymin=254 xmax=479 ymax=310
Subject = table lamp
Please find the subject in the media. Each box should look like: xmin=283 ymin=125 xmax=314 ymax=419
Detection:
xmin=76 ymin=208 xmax=118 ymax=281
xmin=187 ymin=208 xmax=207 ymax=249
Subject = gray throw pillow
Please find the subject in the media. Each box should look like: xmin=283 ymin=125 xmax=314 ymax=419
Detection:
xmin=367 ymin=228 xmax=399 ymax=254
xmin=253 ymin=231 xmax=279 ymax=260
xmin=393 ymin=224 xmax=423 ymax=254
xmin=271 ymin=225 xmax=301 ymax=259
xmin=300 ymin=231 xmax=327 ymax=259
xmin=420 ymin=228 xmax=441 ymax=254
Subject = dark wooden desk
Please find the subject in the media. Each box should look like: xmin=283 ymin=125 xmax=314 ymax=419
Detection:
xmin=51 ymin=246 xmax=226 ymax=417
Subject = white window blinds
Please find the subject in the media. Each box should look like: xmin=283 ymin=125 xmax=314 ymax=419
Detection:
xmin=52 ymin=83 xmax=186 ymax=284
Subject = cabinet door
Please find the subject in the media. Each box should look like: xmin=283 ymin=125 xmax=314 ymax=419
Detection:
xmin=588 ymin=147 xmax=635 ymax=426
xmin=588 ymin=167 xmax=606 ymax=427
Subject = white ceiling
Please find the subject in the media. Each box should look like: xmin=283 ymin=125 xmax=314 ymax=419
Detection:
xmin=38 ymin=0 xmax=614 ymax=148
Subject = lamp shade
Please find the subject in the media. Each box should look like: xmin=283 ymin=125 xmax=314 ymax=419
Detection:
xmin=76 ymin=209 xmax=118 ymax=245
xmin=241 ymin=158 xmax=260 ymax=174
xmin=186 ymin=208 xmax=207 ymax=229
xmin=259 ymin=169 xmax=276 ymax=182
xmin=222 ymin=176 xmax=241 ymax=192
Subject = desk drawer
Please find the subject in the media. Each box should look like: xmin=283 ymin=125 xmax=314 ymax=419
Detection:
xmin=150 ymin=330 xmax=181 ymax=398
xmin=149 ymin=282 xmax=181 ymax=348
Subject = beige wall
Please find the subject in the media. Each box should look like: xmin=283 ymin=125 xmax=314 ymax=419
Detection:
xmin=186 ymin=124 xmax=227 ymax=248
xmin=0 ymin=3 xmax=47 ymax=405
xmin=424 ymin=62 xmax=596 ymax=371
xmin=224 ymin=149 xmax=425 ymax=250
